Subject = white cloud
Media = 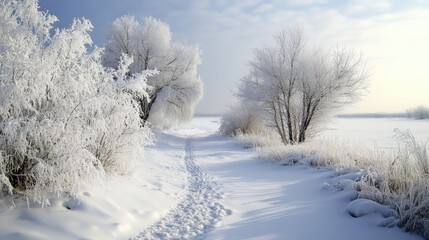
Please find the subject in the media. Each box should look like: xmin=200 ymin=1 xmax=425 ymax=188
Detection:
xmin=292 ymin=0 xmax=326 ymax=5
xmin=346 ymin=0 xmax=391 ymax=14
xmin=252 ymin=3 xmax=274 ymax=14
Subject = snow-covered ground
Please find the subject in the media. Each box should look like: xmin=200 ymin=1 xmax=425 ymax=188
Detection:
xmin=186 ymin=118 xmax=422 ymax=240
xmin=0 ymin=117 xmax=424 ymax=239
xmin=0 ymin=133 xmax=188 ymax=239
xmin=321 ymin=117 xmax=429 ymax=150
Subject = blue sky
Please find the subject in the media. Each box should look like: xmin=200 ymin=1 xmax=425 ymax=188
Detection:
xmin=39 ymin=0 xmax=429 ymax=114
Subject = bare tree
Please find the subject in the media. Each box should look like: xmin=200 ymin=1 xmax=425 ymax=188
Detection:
xmin=237 ymin=27 xmax=368 ymax=144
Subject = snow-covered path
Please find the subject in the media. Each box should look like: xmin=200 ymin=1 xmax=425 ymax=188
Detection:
xmin=140 ymin=117 xmax=422 ymax=240
xmin=135 ymin=138 xmax=227 ymax=239
xmin=194 ymin=134 xmax=421 ymax=240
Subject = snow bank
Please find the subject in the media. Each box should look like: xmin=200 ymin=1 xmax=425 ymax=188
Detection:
xmin=0 ymin=133 xmax=187 ymax=239
xmin=346 ymin=199 xmax=394 ymax=218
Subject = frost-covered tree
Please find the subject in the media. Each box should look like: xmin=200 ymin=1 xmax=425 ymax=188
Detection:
xmin=235 ymin=27 xmax=368 ymax=144
xmin=0 ymin=0 xmax=153 ymax=202
xmin=104 ymin=16 xmax=203 ymax=128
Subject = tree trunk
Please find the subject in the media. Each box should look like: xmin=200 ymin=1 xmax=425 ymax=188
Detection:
xmin=285 ymin=103 xmax=294 ymax=144
xmin=139 ymin=87 xmax=164 ymax=126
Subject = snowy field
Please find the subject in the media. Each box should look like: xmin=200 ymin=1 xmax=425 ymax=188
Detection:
xmin=321 ymin=117 xmax=429 ymax=151
xmin=0 ymin=117 xmax=425 ymax=239
xmin=2 ymin=1 xmax=427 ymax=239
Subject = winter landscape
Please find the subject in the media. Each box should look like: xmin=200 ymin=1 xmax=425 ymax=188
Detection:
xmin=1 ymin=0 xmax=429 ymax=240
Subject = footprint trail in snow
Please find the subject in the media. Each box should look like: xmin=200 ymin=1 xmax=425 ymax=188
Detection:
xmin=134 ymin=138 xmax=228 ymax=240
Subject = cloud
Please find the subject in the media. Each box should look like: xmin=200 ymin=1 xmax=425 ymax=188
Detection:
xmin=281 ymin=0 xmax=327 ymax=6
xmin=346 ymin=0 xmax=391 ymax=14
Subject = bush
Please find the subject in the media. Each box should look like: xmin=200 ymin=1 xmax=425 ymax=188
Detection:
xmin=0 ymin=0 xmax=153 ymax=203
xmin=219 ymin=103 xmax=269 ymax=136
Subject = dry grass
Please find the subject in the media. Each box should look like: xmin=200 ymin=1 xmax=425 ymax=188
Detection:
xmin=243 ymin=130 xmax=429 ymax=239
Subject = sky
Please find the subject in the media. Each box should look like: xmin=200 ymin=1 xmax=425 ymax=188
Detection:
xmin=39 ymin=0 xmax=429 ymax=114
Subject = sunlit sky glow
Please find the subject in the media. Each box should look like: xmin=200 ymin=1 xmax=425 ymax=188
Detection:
xmin=40 ymin=0 xmax=429 ymax=114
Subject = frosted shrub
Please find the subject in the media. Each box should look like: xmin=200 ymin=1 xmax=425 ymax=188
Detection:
xmin=376 ymin=130 xmax=429 ymax=237
xmin=0 ymin=0 xmax=153 ymax=202
xmin=88 ymin=56 xmax=156 ymax=175
xmin=235 ymin=132 xmax=282 ymax=149
xmin=219 ymin=103 xmax=269 ymax=136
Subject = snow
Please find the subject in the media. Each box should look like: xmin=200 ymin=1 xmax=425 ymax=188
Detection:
xmin=346 ymin=199 xmax=394 ymax=218
xmin=0 ymin=133 xmax=188 ymax=239
xmin=321 ymin=117 xmax=429 ymax=150
xmin=135 ymin=138 xmax=228 ymax=239
xmin=0 ymin=117 xmax=424 ymax=239
xmin=187 ymin=121 xmax=420 ymax=239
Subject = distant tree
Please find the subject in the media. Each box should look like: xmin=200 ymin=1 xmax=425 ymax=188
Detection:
xmin=104 ymin=16 xmax=203 ymax=128
xmin=406 ymin=105 xmax=429 ymax=119
xmin=236 ymin=27 xmax=368 ymax=144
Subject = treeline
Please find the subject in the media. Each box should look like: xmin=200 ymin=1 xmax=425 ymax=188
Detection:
xmin=337 ymin=106 xmax=429 ymax=120
xmin=406 ymin=105 xmax=429 ymax=120
xmin=337 ymin=113 xmax=406 ymax=118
